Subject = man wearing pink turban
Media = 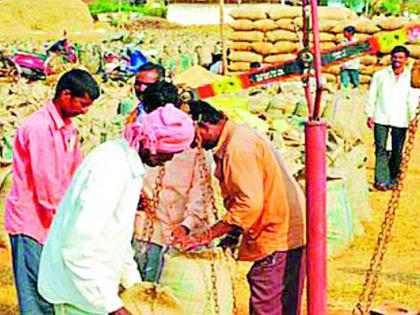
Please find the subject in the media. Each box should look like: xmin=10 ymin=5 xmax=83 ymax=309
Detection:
xmin=38 ymin=104 xmax=194 ymax=315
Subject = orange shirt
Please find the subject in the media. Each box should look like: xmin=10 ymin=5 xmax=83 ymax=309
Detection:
xmin=214 ymin=121 xmax=306 ymax=261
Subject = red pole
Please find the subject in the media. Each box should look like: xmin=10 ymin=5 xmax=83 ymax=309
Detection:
xmin=305 ymin=120 xmax=328 ymax=315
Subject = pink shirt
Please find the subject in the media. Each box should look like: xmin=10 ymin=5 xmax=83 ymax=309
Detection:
xmin=5 ymin=101 xmax=82 ymax=244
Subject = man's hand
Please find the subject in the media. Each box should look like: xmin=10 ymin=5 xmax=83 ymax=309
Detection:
xmin=176 ymin=230 xmax=213 ymax=251
xmin=367 ymin=117 xmax=375 ymax=129
xmin=171 ymin=225 xmax=190 ymax=246
xmin=109 ymin=306 xmax=131 ymax=315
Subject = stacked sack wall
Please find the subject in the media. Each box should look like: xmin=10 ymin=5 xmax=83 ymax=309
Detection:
xmin=228 ymin=7 xmax=420 ymax=88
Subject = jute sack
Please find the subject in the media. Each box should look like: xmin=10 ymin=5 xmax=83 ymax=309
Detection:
xmin=266 ymin=30 xmax=298 ymax=42
xmin=268 ymin=6 xmax=301 ymax=20
xmin=230 ymin=19 xmax=255 ymax=31
xmin=229 ymin=51 xmax=263 ymax=63
xmin=230 ymin=41 xmax=253 ymax=51
xmin=324 ymin=65 xmax=341 ymax=75
xmin=229 ymin=31 xmax=264 ymax=42
xmin=252 ymin=42 xmax=275 ymax=55
xmin=354 ymin=19 xmax=381 ymax=34
xmin=331 ymin=21 xmax=351 ymax=34
xmin=411 ymin=59 xmax=420 ymax=88
xmin=319 ymin=20 xmax=338 ymax=32
xmin=320 ymin=42 xmax=336 ymax=51
xmin=406 ymin=45 xmax=420 ymax=59
xmin=159 ymin=249 xmax=234 ymax=315
xmin=253 ymin=19 xmax=278 ymax=32
xmin=121 ymin=283 xmax=184 ymax=315
xmin=229 ymin=62 xmax=251 ymax=72
xmin=274 ymin=41 xmax=300 ymax=53
xmin=264 ymin=53 xmax=296 ymax=64
xmin=275 ymin=19 xmax=297 ymax=32
xmin=230 ymin=8 xmax=267 ymax=20
xmin=360 ymin=74 xmax=371 ymax=84
xmin=318 ymin=7 xmax=354 ymax=20
xmin=319 ymin=32 xmax=336 ymax=42
xmin=377 ymin=17 xmax=409 ymax=31
xmin=360 ymin=55 xmax=378 ymax=66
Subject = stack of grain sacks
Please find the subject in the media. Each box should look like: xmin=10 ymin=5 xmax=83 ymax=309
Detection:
xmin=228 ymin=7 xmax=420 ymax=89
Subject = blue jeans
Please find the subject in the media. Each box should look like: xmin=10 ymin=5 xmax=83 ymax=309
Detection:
xmin=9 ymin=234 xmax=54 ymax=315
xmin=340 ymin=69 xmax=360 ymax=88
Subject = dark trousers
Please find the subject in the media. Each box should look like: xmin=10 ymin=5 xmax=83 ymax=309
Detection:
xmin=247 ymin=247 xmax=305 ymax=315
xmin=374 ymin=123 xmax=407 ymax=184
xmin=9 ymin=234 xmax=54 ymax=315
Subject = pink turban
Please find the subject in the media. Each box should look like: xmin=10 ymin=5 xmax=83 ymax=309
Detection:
xmin=123 ymin=104 xmax=195 ymax=154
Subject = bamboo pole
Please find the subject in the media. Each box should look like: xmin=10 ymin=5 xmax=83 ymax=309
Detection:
xmin=219 ymin=0 xmax=228 ymax=75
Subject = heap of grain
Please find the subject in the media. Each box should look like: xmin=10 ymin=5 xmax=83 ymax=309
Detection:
xmin=0 ymin=0 xmax=94 ymax=38
xmin=228 ymin=7 xmax=420 ymax=88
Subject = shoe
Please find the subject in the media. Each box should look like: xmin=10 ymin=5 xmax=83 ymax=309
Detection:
xmin=374 ymin=182 xmax=388 ymax=191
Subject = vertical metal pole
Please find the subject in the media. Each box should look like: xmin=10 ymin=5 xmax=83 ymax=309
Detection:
xmin=310 ymin=0 xmax=323 ymax=119
xmin=219 ymin=0 xmax=228 ymax=75
xmin=305 ymin=121 xmax=328 ymax=315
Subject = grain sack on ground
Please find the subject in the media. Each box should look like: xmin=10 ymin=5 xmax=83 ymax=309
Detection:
xmin=324 ymin=65 xmax=341 ymax=75
xmin=319 ymin=20 xmax=338 ymax=32
xmin=252 ymin=42 xmax=275 ymax=55
xmin=230 ymin=9 xmax=267 ymax=21
xmin=230 ymin=51 xmax=263 ymax=63
xmin=273 ymin=41 xmax=300 ymax=54
xmin=230 ymin=19 xmax=255 ymax=31
xmin=230 ymin=42 xmax=253 ymax=51
xmin=266 ymin=30 xmax=298 ymax=42
xmin=265 ymin=53 xmax=296 ymax=64
xmin=354 ymin=19 xmax=380 ymax=34
xmin=0 ymin=0 xmax=94 ymax=36
xmin=268 ymin=6 xmax=301 ymax=20
xmin=229 ymin=62 xmax=251 ymax=72
xmin=229 ymin=31 xmax=264 ymax=42
xmin=406 ymin=45 xmax=420 ymax=59
xmin=361 ymin=55 xmax=378 ymax=66
xmin=275 ymin=19 xmax=297 ymax=32
xmin=378 ymin=17 xmax=410 ymax=31
xmin=253 ymin=19 xmax=278 ymax=32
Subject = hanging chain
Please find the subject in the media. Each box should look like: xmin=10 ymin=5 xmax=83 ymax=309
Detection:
xmin=353 ymin=102 xmax=420 ymax=314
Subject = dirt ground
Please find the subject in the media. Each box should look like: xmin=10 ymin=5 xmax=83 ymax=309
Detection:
xmin=0 ymin=104 xmax=419 ymax=314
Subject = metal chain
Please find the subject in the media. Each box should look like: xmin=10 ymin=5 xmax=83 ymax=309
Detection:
xmin=353 ymin=102 xmax=420 ymax=314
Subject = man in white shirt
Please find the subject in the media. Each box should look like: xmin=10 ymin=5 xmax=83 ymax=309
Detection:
xmin=365 ymin=45 xmax=419 ymax=191
xmin=340 ymin=26 xmax=360 ymax=89
xmin=38 ymin=104 xmax=195 ymax=315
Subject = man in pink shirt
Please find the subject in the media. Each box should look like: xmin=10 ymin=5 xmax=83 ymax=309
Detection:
xmin=4 ymin=69 xmax=100 ymax=315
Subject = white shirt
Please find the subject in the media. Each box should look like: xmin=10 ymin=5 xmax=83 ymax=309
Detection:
xmin=365 ymin=66 xmax=420 ymax=128
xmin=38 ymin=140 xmax=145 ymax=314
xmin=341 ymin=38 xmax=360 ymax=70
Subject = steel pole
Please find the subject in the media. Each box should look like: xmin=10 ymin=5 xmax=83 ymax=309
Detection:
xmin=305 ymin=120 xmax=328 ymax=315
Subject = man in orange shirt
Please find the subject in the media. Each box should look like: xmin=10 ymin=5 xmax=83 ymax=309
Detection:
xmin=175 ymin=100 xmax=306 ymax=315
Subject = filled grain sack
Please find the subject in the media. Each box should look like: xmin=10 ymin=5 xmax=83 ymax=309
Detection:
xmin=324 ymin=65 xmax=341 ymax=75
xmin=354 ymin=19 xmax=381 ymax=34
xmin=360 ymin=55 xmax=378 ymax=66
xmin=229 ymin=62 xmax=251 ymax=72
xmin=331 ymin=21 xmax=352 ymax=34
xmin=266 ymin=30 xmax=298 ymax=42
xmin=253 ymin=19 xmax=278 ymax=32
xmin=319 ymin=32 xmax=336 ymax=42
xmin=274 ymin=41 xmax=300 ymax=53
xmin=268 ymin=6 xmax=301 ymax=20
xmin=320 ymin=42 xmax=336 ymax=51
xmin=229 ymin=31 xmax=264 ymax=42
xmin=229 ymin=51 xmax=263 ymax=63
xmin=411 ymin=59 xmax=420 ymax=88
xmin=406 ymin=45 xmax=420 ymax=59
xmin=360 ymin=74 xmax=371 ymax=84
xmin=275 ymin=19 xmax=297 ymax=32
xmin=230 ymin=8 xmax=267 ymax=20
xmin=377 ymin=17 xmax=410 ymax=31
xmin=230 ymin=42 xmax=253 ymax=51
xmin=318 ymin=7 xmax=355 ymax=20
xmin=159 ymin=249 xmax=234 ymax=315
xmin=230 ymin=19 xmax=255 ymax=31
xmin=264 ymin=53 xmax=296 ymax=64
xmin=252 ymin=42 xmax=275 ymax=55
xmin=319 ymin=20 xmax=338 ymax=32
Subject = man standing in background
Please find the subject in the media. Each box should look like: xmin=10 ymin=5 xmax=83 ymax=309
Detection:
xmin=366 ymin=46 xmax=419 ymax=191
